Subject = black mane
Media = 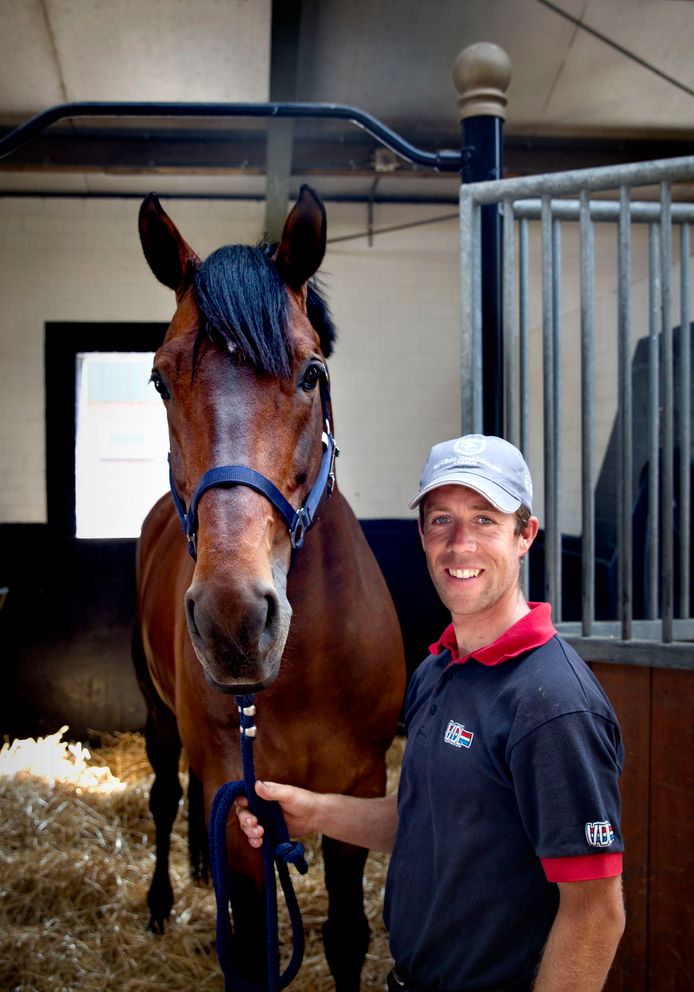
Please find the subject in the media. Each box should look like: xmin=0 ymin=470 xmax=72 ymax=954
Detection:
xmin=194 ymin=243 xmax=335 ymax=377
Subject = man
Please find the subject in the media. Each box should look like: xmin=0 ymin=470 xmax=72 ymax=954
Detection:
xmin=236 ymin=434 xmax=626 ymax=992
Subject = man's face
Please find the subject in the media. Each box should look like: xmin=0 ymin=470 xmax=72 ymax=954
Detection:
xmin=419 ymin=484 xmax=536 ymax=625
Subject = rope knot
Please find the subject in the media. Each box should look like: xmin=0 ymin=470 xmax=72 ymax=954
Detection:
xmin=275 ymin=841 xmax=308 ymax=875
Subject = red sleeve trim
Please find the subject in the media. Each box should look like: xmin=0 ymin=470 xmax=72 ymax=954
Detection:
xmin=541 ymin=853 xmax=623 ymax=882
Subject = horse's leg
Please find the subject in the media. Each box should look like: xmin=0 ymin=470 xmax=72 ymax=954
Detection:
xmin=132 ymin=624 xmax=184 ymax=932
xmin=144 ymin=705 xmax=183 ymax=933
xmin=321 ymin=836 xmax=370 ymax=992
xmin=187 ymin=766 xmax=209 ymax=884
xmin=227 ymin=867 xmax=268 ymax=987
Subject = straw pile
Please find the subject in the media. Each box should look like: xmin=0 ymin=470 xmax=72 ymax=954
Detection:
xmin=0 ymin=727 xmax=404 ymax=992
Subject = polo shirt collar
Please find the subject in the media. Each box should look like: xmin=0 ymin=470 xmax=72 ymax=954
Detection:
xmin=429 ymin=601 xmax=556 ymax=667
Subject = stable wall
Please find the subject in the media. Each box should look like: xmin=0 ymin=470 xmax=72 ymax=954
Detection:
xmin=0 ymin=195 xmax=462 ymax=526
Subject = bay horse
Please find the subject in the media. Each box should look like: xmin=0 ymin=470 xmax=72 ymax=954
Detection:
xmin=132 ymin=185 xmax=406 ymax=991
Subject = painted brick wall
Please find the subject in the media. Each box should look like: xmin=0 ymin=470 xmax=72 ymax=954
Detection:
xmin=0 ymin=195 xmax=461 ymax=524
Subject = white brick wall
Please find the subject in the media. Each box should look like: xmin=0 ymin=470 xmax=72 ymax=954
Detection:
xmin=0 ymin=196 xmax=461 ymax=524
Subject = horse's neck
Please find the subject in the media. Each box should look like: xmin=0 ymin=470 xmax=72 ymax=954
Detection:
xmin=313 ymin=485 xmax=363 ymax=557
xmin=287 ymin=486 xmax=369 ymax=597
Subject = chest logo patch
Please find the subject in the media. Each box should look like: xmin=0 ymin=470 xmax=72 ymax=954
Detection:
xmin=585 ymin=821 xmax=615 ymax=847
xmin=444 ymin=719 xmax=474 ymax=749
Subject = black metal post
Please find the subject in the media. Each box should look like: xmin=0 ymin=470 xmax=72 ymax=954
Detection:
xmin=462 ymin=114 xmax=504 ymax=436
xmin=454 ymin=43 xmax=511 ymax=438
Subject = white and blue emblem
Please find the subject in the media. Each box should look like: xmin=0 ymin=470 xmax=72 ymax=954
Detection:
xmin=444 ymin=719 xmax=474 ymax=749
xmin=585 ymin=821 xmax=615 ymax=847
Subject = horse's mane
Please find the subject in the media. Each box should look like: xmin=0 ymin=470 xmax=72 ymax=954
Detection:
xmin=194 ymin=243 xmax=335 ymax=377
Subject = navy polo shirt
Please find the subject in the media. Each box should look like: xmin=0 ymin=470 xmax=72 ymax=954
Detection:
xmin=384 ymin=603 xmax=624 ymax=991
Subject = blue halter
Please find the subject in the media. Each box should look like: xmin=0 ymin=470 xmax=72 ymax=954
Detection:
xmin=168 ymin=372 xmax=337 ymax=559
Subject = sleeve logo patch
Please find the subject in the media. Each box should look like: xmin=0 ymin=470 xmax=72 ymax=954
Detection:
xmin=444 ymin=719 xmax=474 ymax=748
xmin=585 ymin=821 xmax=615 ymax=847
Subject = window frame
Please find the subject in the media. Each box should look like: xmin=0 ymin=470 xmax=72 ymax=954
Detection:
xmin=45 ymin=322 xmax=168 ymax=536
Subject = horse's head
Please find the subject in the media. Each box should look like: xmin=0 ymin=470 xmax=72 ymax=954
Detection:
xmin=138 ymin=186 xmax=336 ymax=694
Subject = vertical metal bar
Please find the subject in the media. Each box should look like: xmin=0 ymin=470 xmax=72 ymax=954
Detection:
xmin=503 ymin=199 xmax=517 ymax=444
xmin=647 ymin=223 xmax=661 ymax=621
xmin=460 ymin=191 xmax=483 ymax=434
xmin=519 ymin=218 xmax=530 ymax=459
xmin=518 ymin=215 xmax=530 ymax=598
xmin=472 ymin=204 xmax=483 ymax=433
xmin=617 ymin=186 xmax=633 ymax=639
xmin=580 ymin=191 xmax=595 ymax=636
xmin=661 ymin=181 xmax=674 ymax=642
xmin=541 ymin=196 xmax=557 ymax=612
xmin=679 ymin=222 xmax=691 ymax=617
xmin=552 ymin=217 xmax=563 ymax=620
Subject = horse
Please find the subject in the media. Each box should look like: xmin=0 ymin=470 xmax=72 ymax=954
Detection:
xmin=132 ymin=184 xmax=406 ymax=991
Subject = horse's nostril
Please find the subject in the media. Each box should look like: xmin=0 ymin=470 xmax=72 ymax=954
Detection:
xmin=264 ymin=591 xmax=277 ymax=634
xmin=185 ymin=592 xmax=199 ymax=638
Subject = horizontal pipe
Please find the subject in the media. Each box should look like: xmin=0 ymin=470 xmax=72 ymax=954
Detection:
xmin=0 ymin=100 xmax=463 ymax=171
xmin=513 ymin=198 xmax=694 ymax=223
xmin=460 ymin=154 xmax=694 ymax=205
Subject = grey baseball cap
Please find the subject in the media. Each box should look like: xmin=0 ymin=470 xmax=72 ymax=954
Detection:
xmin=409 ymin=434 xmax=533 ymax=513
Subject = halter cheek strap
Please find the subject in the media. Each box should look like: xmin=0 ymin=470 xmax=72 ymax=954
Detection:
xmin=168 ymin=373 xmax=337 ymax=559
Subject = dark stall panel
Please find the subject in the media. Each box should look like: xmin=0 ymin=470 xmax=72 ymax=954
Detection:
xmin=595 ymin=663 xmax=650 ymax=992
xmin=649 ymin=668 xmax=694 ymax=991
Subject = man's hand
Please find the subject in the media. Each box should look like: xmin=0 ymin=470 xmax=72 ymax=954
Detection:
xmin=235 ymin=781 xmax=318 ymax=847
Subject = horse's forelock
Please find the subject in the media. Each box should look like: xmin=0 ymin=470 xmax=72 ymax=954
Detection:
xmin=193 ymin=243 xmax=336 ymax=375
xmin=194 ymin=244 xmax=293 ymax=378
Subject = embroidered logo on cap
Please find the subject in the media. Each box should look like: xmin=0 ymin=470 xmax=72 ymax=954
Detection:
xmin=585 ymin=821 xmax=615 ymax=847
xmin=444 ymin=719 xmax=474 ymax=749
xmin=454 ymin=436 xmax=486 ymax=457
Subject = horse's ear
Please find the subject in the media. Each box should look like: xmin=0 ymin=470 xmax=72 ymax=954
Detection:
xmin=138 ymin=193 xmax=200 ymax=298
xmin=274 ymin=184 xmax=327 ymax=290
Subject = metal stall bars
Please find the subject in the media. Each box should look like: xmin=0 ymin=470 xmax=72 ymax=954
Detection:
xmin=460 ymin=155 xmax=694 ymax=667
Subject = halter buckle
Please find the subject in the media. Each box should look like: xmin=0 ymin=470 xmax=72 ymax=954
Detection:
xmin=328 ymin=442 xmax=340 ymax=495
xmin=290 ymin=507 xmax=310 ymax=550
xmin=186 ymin=530 xmax=197 ymax=559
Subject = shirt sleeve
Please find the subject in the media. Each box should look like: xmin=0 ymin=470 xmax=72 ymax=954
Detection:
xmin=509 ymin=709 xmax=624 ymax=867
xmin=541 ymin=852 xmax=623 ymax=882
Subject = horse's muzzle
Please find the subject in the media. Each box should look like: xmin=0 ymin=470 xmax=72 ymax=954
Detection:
xmin=184 ymin=580 xmax=290 ymax=690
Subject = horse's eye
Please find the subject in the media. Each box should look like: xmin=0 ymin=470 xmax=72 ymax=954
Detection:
xmin=150 ymin=370 xmax=171 ymax=401
xmin=301 ymin=362 xmax=323 ymax=392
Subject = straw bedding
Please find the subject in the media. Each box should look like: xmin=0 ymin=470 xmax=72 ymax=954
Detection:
xmin=0 ymin=727 xmax=404 ymax=992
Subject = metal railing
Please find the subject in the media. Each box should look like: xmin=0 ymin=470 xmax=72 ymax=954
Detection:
xmin=460 ymin=156 xmax=694 ymax=666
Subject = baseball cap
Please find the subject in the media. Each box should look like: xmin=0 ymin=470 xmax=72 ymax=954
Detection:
xmin=409 ymin=434 xmax=533 ymax=513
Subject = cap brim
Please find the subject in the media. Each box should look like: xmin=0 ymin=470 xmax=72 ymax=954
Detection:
xmin=408 ymin=471 xmax=522 ymax=513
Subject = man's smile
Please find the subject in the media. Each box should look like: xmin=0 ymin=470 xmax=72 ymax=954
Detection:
xmin=447 ymin=567 xmax=482 ymax=580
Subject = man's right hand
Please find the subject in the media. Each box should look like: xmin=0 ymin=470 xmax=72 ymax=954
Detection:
xmin=234 ymin=780 xmax=317 ymax=847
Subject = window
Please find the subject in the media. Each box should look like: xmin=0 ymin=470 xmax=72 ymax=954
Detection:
xmin=45 ymin=322 xmax=168 ymax=538
xmin=75 ymin=353 xmax=169 ymax=539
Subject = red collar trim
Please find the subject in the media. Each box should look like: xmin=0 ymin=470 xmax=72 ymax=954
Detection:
xmin=429 ymin=602 xmax=556 ymax=667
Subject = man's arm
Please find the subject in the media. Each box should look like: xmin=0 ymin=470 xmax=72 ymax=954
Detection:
xmin=532 ymin=875 xmax=625 ymax=992
xmin=235 ymin=780 xmax=399 ymax=853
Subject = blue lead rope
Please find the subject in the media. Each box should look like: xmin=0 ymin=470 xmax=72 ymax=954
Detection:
xmin=208 ymin=694 xmax=309 ymax=992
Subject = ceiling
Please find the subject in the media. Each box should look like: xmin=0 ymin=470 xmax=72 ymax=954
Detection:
xmin=1 ymin=0 xmax=693 ymax=207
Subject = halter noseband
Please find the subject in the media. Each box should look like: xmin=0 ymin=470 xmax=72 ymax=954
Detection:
xmin=168 ymin=373 xmax=338 ymax=559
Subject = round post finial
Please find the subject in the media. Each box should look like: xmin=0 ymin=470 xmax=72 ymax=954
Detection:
xmin=453 ymin=42 xmax=512 ymax=121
